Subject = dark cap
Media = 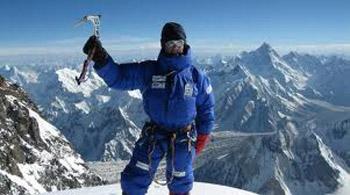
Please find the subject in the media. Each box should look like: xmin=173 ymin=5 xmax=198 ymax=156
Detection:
xmin=161 ymin=22 xmax=187 ymax=48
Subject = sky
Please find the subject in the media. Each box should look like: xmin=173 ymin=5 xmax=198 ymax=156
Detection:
xmin=1 ymin=0 xmax=350 ymax=57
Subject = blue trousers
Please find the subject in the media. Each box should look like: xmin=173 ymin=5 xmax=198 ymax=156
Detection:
xmin=121 ymin=127 xmax=196 ymax=195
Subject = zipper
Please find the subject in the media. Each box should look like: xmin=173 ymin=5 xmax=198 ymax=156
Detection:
xmin=164 ymin=71 xmax=176 ymax=124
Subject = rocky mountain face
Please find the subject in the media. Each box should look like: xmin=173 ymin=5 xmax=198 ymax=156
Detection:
xmin=329 ymin=121 xmax=350 ymax=173
xmin=195 ymin=126 xmax=349 ymax=195
xmin=1 ymin=44 xmax=350 ymax=194
xmin=0 ymin=75 xmax=103 ymax=194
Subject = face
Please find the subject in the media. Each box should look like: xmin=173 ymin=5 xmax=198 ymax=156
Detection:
xmin=164 ymin=40 xmax=185 ymax=55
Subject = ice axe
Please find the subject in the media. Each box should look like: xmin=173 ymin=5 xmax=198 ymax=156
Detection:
xmin=75 ymin=15 xmax=101 ymax=85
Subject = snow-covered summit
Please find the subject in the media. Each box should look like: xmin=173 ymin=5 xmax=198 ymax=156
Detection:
xmin=41 ymin=182 xmax=258 ymax=195
xmin=255 ymin=42 xmax=279 ymax=56
xmin=238 ymin=43 xmax=308 ymax=89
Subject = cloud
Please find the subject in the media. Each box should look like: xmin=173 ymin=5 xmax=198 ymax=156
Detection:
xmin=0 ymin=46 xmax=81 ymax=56
xmin=0 ymin=35 xmax=160 ymax=56
xmin=0 ymin=36 xmax=349 ymax=57
xmin=275 ymin=43 xmax=350 ymax=55
xmin=190 ymin=40 xmax=253 ymax=55
xmin=190 ymin=39 xmax=350 ymax=55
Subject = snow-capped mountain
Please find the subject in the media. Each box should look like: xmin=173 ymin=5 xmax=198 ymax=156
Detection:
xmin=0 ymin=75 xmax=103 ymax=194
xmin=238 ymin=43 xmax=308 ymax=90
xmin=209 ymin=64 xmax=278 ymax=133
xmin=1 ymin=43 xmax=350 ymax=195
xmin=308 ymin=57 xmax=350 ymax=106
xmin=52 ymin=68 xmax=143 ymax=161
xmin=193 ymin=44 xmax=350 ymax=195
xmin=283 ymin=53 xmax=350 ymax=106
xmin=282 ymin=51 xmax=322 ymax=75
xmin=0 ymin=65 xmax=144 ymax=161
xmin=208 ymin=43 xmax=310 ymax=133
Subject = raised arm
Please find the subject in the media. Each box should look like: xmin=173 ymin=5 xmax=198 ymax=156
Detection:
xmin=94 ymin=57 xmax=154 ymax=90
xmin=83 ymin=36 xmax=153 ymax=90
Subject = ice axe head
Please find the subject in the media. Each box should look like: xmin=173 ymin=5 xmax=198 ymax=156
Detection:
xmin=75 ymin=15 xmax=101 ymax=38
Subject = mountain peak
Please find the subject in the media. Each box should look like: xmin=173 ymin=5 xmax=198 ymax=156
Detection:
xmin=254 ymin=42 xmax=280 ymax=58
xmin=257 ymin=42 xmax=273 ymax=52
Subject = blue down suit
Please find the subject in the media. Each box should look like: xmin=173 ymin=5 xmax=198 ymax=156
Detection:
xmin=94 ymin=48 xmax=215 ymax=194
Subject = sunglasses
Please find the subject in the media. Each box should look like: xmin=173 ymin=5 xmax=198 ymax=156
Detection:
xmin=164 ymin=40 xmax=185 ymax=55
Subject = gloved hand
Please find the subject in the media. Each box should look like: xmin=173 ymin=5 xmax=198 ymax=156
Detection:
xmin=83 ymin=35 xmax=108 ymax=68
xmin=195 ymin=134 xmax=210 ymax=155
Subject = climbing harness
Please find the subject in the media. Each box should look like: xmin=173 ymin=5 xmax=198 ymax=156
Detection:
xmin=143 ymin=122 xmax=195 ymax=186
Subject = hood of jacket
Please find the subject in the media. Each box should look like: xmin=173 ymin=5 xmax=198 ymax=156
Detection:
xmin=157 ymin=46 xmax=192 ymax=73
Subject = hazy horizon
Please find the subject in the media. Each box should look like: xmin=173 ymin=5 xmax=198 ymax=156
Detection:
xmin=1 ymin=42 xmax=350 ymax=66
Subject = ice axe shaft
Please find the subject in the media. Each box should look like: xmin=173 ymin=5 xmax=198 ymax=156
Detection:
xmin=76 ymin=47 xmax=96 ymax=85
xmin=75 ymin=15 xmax=101 ymax=85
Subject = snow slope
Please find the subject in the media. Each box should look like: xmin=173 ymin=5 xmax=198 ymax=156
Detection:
xmin=41 ymin=182 xmax=258 ymax=195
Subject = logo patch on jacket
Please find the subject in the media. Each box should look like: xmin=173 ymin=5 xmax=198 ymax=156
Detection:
xmin=151 ymin=75 xmax=166 ymax=89
xmin=206 ymin=84 xmax=213 ymax=94
xmin=184 ymin=83 xmax=193 ymax=96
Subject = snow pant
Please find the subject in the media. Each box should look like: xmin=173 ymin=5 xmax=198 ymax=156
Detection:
xmin=121 ymin=123 xmax=196 ymax=195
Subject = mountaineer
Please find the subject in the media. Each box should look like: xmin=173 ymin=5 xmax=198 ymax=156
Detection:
xmin=83 ymin=22 xmax=215 ymax=195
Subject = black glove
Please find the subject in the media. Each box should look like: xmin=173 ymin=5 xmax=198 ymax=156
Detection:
xmin=83 ymin=35 xmax=108 ymax=69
